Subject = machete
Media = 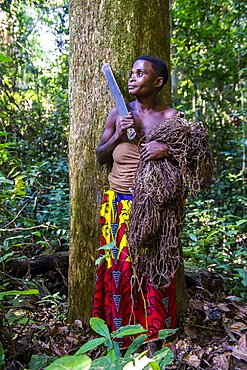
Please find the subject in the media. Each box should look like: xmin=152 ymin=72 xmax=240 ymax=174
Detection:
xmin=101 ymin=63 xmax=136 ymax=140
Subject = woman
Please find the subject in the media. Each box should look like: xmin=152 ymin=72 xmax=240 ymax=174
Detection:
xmin=92 ymin=54 xmax=212 ymax=351
xmin=92 ymin=55 xmax=180 ymax=348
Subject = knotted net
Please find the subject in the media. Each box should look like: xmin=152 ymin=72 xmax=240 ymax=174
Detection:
xmin=128 ymin=116 xmax=213 ymax=288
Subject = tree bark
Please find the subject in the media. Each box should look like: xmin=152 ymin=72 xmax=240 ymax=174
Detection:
xmin=68 ymin=0 xmax=180 ymax=325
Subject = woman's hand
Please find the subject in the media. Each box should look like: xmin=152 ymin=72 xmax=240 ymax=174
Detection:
xmin=140 ymin=141 xmax=170 ymax=161
xmin=115 ymin=113 xmax=134 ymax=139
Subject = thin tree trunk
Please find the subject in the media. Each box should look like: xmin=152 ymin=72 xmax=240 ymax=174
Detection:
xmin=68 ymin=0 xmax=184 ymax=325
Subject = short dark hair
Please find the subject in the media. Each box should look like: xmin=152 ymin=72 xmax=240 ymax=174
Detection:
xmin=136 ymin=55 xmax=168 ymax=89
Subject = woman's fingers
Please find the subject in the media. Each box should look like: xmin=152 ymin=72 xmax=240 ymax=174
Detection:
xmin=116 ymin=114 xmax=134 ymax=137
xmin=141 ymin=141 xmax=168 ymax=161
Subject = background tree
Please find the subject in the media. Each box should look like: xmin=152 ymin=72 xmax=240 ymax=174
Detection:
xmin=67 ymin=0 xmax=177 ymax=324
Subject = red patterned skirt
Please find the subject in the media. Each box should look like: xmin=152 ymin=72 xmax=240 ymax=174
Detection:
xmin=92 ymin=190 xmax=176 ymax=347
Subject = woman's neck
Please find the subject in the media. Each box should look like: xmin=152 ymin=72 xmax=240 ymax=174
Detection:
xmin=133 ymin=96 xmax=159 ymax=112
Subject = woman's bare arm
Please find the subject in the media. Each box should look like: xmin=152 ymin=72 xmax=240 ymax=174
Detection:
xmin=96 ymin=108 xmax=134 ymax=165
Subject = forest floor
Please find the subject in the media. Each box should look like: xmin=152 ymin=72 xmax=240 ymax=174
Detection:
xmin=1 ymin=248 xmax=247 ymax=370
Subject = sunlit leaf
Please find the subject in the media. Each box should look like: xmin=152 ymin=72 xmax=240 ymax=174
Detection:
xmin=124 ymin=334 xmax=147 ymax=358
xmin=158 ymin=328 xmax=178 ymax=339
xmin=189 ymin=233 xmax=197 ymax=242
xmin=74 ymin=337 xmax=108 ymax=355
xmin=111 ymin=324 xmax=146 ymax=338
xmin=90 ymin=317 xmax=111 ymax=339
xmin=152 ymin=347 xmax=174 ymax=363
xmin=0 ymin=289 xmax=39 ymax=298
xmin=97 ymin=241 xmax=115 ymax=250
xmin=0 ymin=52 xmax=12 ymax=62
xmin=45 ymin=355 xmax=91 ymax=370
xmin=95 ymin=255 xmax=109 ymax=265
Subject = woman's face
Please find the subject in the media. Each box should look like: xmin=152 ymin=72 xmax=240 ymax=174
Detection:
xmin=128 ymin=60 xmax=162 ymax=96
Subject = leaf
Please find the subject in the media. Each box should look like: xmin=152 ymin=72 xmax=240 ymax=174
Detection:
xmin=97 ymin=241 xmax=115 ymax=250
xmin=74 ymin=337 xmax=108 ymax=355
xmin=4 ymin=235 xmax=25 ymax=241
xmin=123 ymin=355 xmax=153 ymax=370
xmin=28 ymin=354 xmax=48 ymax=370
xmin=0 ymin=177 xmax=13 ymax=184
xmin=238 ymin=334 xmax=247 ymax=347
xmin=0 ymin=289 xmax=39 ymax=298
xmin=124 ymin=334 xmax=147 ymax=358
xmin=89 ymin=357 xmax=111 ymax=369
xmin=184 ymin=325 xmax=197 ymax=339
xmin=95 ymin=255 xmax=109 ymax=265
xmin=104 ymin=339 xmax=113 ymax=350
xmin=17 ymin=318 xmax=36 ymax=325
xmin=230 ymin=322 xmax=247 ymax=332
xmin=148 ymin=362 xmax=160 ymax=370
xmin=236 ymin=219 xmax=247 ymax=226
xmin=113 ymin=341 xmax=121 ymax=358
xmin=158 ymin=328 xmax=178 ymax=340
xmin=36 ymin=241 xmax=51 ymax=248
xmin=183 ymin=353 xmax=201 ymax=367
xmin=105 ymin=348 xmax=117 ymax=362
xmin=111 ymin=324 xmax=146 ymax=338
xmin=45 ymin=355 xmax=92 ymax=370
xmin=0 ymin=345 xmax=5 ymax=368
xmin=0 ymin=252 xmax=14 ymax=263
xmin=232 ymin=346 xmax=247 ymax=362
xmin=212 ymin=353 xmax=230 ymax=370
xmin=90 ymin=317 xmax=111 ymax=339
xmin=152 ymin=347 xmax=174 ymax=364
xmin=0 ymin=142 xmax=15 ymax=148
xmin=0 ymin=52 xmax=12 ymax=62
xmin=189 ymin=233 xmax=197 ymax=242
xmin=188 ymin=299 xmax=204 ymax=311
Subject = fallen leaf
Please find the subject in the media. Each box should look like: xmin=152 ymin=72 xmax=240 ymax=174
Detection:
xmin=232 ymin=346 xmax=247 ymax=362
xmin=212 ymin=352 xmax=231 ymax=370
xmin=238 ymin=334 xmax=247 ymax=347
xmin=183 ymin=353 xmax=201 ymax=367
xmin=184 ymin=325 xmax=197 ymax=339
xmin=188 ymin=299 xmax=204 ymax=311
xmin=66 ymin=336 xmax=79 ymax=345
xmin=176 ymin=339 xmax=191 ymax=352
xmin=218 ymin=303 xmax=231 ymax=312
xmin=231 ymin=323 xmax=247 ymax=330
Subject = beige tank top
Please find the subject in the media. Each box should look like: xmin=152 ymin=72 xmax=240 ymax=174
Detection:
xmin=108 ymin=141 xmax=140 ymax=194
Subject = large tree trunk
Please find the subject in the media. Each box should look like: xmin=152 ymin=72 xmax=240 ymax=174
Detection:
xmin=68 ymin=0 xmax=185 ymax=325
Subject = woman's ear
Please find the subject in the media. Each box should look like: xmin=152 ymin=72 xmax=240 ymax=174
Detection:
xmin=155 ymin=77 xmax=164 ymax=88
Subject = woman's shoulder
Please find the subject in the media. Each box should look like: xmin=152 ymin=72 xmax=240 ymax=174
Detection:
xmin=161 ymin=105 xmax=182 ymax=119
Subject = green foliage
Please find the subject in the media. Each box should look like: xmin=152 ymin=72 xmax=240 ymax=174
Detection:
xmin=0 ymin=5 xmax=69 ymax=366
xmin=183 ymin=197 xmax=247 ymax=297
xmin=172 ymin=0 xmax=247 ymax=298
xmin=44 ymin=317 xmax=176 ymax=370
xmin=0 ymin=0 xmax=69 ymax=250
xmin=0 ymin=53 xmax=12 ymax=63
xmin=0 ymin=345 xmax=5 ymax=370
xmin=46 ymin=355 xmax=92 ymax=370
xmin=0 ymin=289 xmax=39 ymax=300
